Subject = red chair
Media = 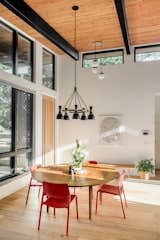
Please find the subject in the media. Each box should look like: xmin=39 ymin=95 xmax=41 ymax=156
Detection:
xmin=38 ymin=182 xmax=79 ymax=236
xmin=88 ymin=160 xmax=98 ymax=164
xmin=96 ymin=170 xmax=127 ymax=218
xmin=26 ymin=164 xmax=42 ymax=204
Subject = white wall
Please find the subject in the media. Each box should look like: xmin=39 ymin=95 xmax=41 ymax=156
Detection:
xmin=57 ymin=51 xmax=160 ymax=165
xmin=155 ymin=95 xmax=160 ymax=169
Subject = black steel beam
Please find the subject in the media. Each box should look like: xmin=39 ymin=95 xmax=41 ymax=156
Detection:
xmin=114 ymin=0 xmax=131 ymax=54
xmin=1 ymin=0 xmax=79 ymax=60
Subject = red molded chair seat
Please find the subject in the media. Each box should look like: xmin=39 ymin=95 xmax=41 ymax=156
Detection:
xmin=96 ymin=170 xmax=127 ymax=218
xmin=38 ymin=182 xmax=79 ymax=236
xmin=43 ymin=194 xmax=75 ymax=208
xmin=99 ymin=184 xmax=123 ymax=195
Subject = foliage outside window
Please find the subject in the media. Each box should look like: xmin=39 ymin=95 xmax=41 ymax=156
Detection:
xmin=0 ymin=82 xmax=33 ymax=181
xmin=42 ymin=49 xmax=55 ymax=89
xmin=17 ymin=34 xmax=33 ymax=81
xmin=83 ymin=50 xmax=123 ymax=68
xmin=0 ymin=82 xmax=12 ymax=153
xmin=0 ymin=22 xmax=13 ymax=74
xmin=135 ymin=46 xmax=160 ymax=62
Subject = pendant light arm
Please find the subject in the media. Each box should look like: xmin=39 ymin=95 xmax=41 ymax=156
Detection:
xmin=63 ymin=90 xmax=76 ymax=110
xmin=76 ymin=91 xmax=89 ymax=112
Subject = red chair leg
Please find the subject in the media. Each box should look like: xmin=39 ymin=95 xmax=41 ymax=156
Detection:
xmin=122 ymin=188 xmax=127 ymax=208
xmin=26 ymin=178 xmax=32 ymax=205
xmin=66 ymin=207 xmax=70 ymax=236
xmin=95 ymin=191 xmax=99 ymax=215
xmin=53 ymin=208 xmax=56 ymax=217
xmin=38 ymin=204 xmax=43 ymax=230
xmin=75 ymin=196 xmax=79 ymax=220
xmin=100 ymin=192 xmax=102 ymax=205
xmin=119 ymin=193 xmax=126 ymax=219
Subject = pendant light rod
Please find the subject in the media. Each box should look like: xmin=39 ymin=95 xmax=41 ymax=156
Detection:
xmin=73 ymin=6 xmax=79 ymax=88
xmin=94 ymin=42 xmax=97 ymax=60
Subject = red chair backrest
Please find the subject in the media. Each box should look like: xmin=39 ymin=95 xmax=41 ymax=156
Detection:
xmin=118 ymin=170 xmax=126 ymax=187
xmin=43 ymin=182 xmax=70 ymax=199
xmin=30 ymin=164 xmax=42 ymax=173
xmin=88 ymin=160 xmax=98 ymax=164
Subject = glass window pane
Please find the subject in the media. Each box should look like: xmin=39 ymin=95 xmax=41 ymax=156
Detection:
xmin=16 ymin=153 xmax=31 ymax=173
xmin=0 ymin=82 xmax=12 ymax=153
xmin=136 ymin=52 xmax=160 ymax=62
xmin=83 ymin=56 xmax=123 ymax=68
xmin=0 ymin=157 xmax=11 ymax=179
xmin=83 ymin=50 xmax=123 ymax=68
xmin=15 ymin=90 xmax=33 ymax=149
xmin=17 ymin=35 xmax=32 ymax=81
xmin=135 ymin=46 xmax=160 ymax=62
xmin=0 ymin=23 xmax=13 ymax=73
xmin=42 ymin=49 xmax=54 ymax=89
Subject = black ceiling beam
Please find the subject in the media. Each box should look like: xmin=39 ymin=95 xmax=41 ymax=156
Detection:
xmin=1 ymin=0 xmax=79 ymax=60
xmin=114 ymin=0 xmax=131 ymax=54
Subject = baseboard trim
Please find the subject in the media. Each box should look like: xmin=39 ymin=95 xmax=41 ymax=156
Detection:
xmin=0 ymin=173 xmax=30 ymax=200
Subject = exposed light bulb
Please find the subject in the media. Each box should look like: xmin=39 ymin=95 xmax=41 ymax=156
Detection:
xmin=98 ymin=71 xmax=105 ymax=80
xmin=92 ymin=59 xmax=99 ymax=68
xmin=92 ymin=66 xmax=98 ymax=74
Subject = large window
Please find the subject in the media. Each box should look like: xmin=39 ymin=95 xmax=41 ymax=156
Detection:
xmin=0 ymin=82 xmax=33 ymax=181
xmin=42 ymin=49 xmax=55 ymax=89
xmin=0 ymin=23 xmax=13 ymax=73
xmin=82 ymin=49 xmax=124 ymax=68
xmin=0 ymin=21 xmax=33 ymax=81
xmin=135 ymin=45 xmax=160 ymax=63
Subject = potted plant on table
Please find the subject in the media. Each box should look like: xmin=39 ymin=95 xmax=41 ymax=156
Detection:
xmin=136 ymin=159 xmax=154 ymax=180
xmin=71 ymin=139 xmax=87 ymax=172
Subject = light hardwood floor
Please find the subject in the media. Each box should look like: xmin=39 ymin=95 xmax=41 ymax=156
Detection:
xmin=0 ymin=186 xmax=160 ymax=240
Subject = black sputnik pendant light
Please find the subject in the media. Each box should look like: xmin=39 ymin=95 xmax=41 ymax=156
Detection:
xmin=56 ymin=5 xmax=95 ymax=120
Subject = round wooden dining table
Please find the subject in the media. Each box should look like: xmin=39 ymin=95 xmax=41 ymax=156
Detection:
xmin=32 ymin=164 xmax=119 ymax=220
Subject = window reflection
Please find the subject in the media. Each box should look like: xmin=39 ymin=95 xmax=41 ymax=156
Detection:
xmin=0 ymin=158 xmax=11 ymax=178
xmin=0 ymin=82 xmax=12 ymax=153
xmin=16 ymin=153 xmax=31 ymax=173
xmin=42 ymin=49 xmax=55 ymax=89
xmin=17 ymin=34 xmax=32 ymax=81
xmin=0 ymin=23 xmax=13 ymax=73
xmin=15 ymin=89 xmax=33 ymax=149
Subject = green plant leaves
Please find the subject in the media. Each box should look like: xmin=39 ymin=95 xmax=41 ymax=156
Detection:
xmin=136 ymin=159 xmax=154 ymax=173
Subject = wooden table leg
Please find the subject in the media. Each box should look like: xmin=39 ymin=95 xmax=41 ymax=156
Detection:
xmin=89 ymin=186 xmax=93 ymax=220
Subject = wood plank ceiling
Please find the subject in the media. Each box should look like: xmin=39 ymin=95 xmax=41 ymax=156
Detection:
xmin=125 ymin=0 xmax=160 ymax=46
xmin=0 ymin=0 xmax=160 ymax=55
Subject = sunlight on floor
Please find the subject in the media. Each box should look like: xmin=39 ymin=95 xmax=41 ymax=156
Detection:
xmin=120 ymin=181 xmax=160 ymax=206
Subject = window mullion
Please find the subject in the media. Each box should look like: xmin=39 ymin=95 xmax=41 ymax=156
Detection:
xmin=10 ymin=88 xmax=16 ymax=174
xmin=13 ymin=30 xmax=18 ymax=75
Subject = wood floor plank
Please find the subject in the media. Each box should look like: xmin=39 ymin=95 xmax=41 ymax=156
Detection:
xmin=0 ymin=186 xmax=160 ymax=239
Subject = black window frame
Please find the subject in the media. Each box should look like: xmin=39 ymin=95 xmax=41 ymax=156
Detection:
xmin=42 ymin=48 xmax=55 ymax=90
xmin=0 ymin=82 xmax=33 ymax=181
xmin=82 ymin=49 xmax=124 ymax=68
xmin=0 ymin=20 xmax=34 ymax=82
xmin=134 ymin=44 xmax=160 ymax=63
